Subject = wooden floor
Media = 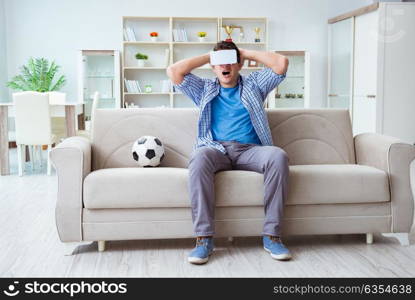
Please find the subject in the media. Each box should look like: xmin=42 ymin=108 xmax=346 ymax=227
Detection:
xmin=1 ymin=148 xmax=414 ymax=277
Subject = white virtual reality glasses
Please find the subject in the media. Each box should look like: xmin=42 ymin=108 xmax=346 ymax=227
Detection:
xmin=209 ymin=49 xmax=237 ymax=66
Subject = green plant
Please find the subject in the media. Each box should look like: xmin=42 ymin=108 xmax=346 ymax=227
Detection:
xmin=197 ymin=32 xmax=207 ymax=37
xmin=135 ymin=52 xmax=148 ymax=60
xmin=6 ymin=57 xmax=66 ymax=92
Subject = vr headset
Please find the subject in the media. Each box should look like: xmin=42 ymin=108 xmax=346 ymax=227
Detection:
xmin=209 ymin=49 xmax=237 ymax=65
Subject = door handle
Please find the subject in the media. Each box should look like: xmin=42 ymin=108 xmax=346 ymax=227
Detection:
xmin=366 ymin=95 xmax=376 ymax=98
xmin=328 ymin=94 xmax=338 ymax=97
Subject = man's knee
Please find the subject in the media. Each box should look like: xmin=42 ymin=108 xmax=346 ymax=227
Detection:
xmin=264 ymin=147 xmax=289 ymax=170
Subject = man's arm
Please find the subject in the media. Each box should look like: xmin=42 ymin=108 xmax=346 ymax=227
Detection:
xmin=240 ymin=49 xmax=288 ymax=75
xmin=167 ymin=53 xmax=210 ymax=85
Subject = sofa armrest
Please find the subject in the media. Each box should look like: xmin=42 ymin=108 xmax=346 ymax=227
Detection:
xmin=354 ymin=133 xmax=415 ymax=233
xmin=50 ymin=136 xmax=91 ymax=242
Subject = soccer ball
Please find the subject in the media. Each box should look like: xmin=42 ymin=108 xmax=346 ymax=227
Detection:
xmin=131 ymin=136 xmax=165 ymax=167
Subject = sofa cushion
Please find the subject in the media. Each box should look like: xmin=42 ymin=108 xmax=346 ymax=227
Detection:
xmin=83 ymin=165 xmax=390 ymax=209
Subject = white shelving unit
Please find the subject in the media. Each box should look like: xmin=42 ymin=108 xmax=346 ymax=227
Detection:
xmin=78 ymin=50 xmax=121 ymax=118
xmin=122 ymin=16 xmax=268 ymax=108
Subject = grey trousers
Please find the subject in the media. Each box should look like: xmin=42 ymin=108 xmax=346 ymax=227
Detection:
xmin=188 ymin=140 xmax=289 ymax=237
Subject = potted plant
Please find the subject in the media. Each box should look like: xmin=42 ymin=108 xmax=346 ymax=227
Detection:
xmin=150 ymin=32 xmax=158 ymax=42
xmin=135 ymin=52 xmax=148 ymax=67
xmin=7 ymin=57 xmax=66 ymax=92
xmin=197 ymin=32 xmax=207 ymax=42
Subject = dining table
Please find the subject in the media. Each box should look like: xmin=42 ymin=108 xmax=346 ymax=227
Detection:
xmin=0 ymin=100 xmax=83 ymax=175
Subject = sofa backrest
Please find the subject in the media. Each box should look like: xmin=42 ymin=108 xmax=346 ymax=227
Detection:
xmin=92 ymin=108 xmax=355 ymax=170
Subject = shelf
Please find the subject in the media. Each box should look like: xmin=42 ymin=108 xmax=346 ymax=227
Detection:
xmin=86 ymin=75 xmax=115 ymax=78
xmin=172 ymin=17 xmax=219 ymax=21
xmin=85 ymin=97 xmax=115 ymax=101
xmin=233 ymin=42 xmax=266 ymax=45
xmin=123 ymin=41 xmax=170 ymax=45
xmin=123 ymin=16 xmax=170 ymax=20
xmin=222 ymin=17 xmax=267 ymax=21
xmin=124 ymin=67 xmax=167 ymax=70
xmin=124 ymin=92 xmax=170 ymax=95
xmin=173 ymin=42 xmax=217 ymax=45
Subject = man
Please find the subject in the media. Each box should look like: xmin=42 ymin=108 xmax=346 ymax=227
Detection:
xmin=167 ymin=41 xmax=290 ymax=264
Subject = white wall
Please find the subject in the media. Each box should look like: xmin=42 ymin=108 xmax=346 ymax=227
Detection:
xmin=0 ymin=0 xmax=7 ymax=102
xmin=4 ymin=0 xmax=329 ymax=107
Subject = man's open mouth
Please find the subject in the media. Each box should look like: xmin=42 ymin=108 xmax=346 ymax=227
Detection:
xmin=222 ymin=71 xmax=230 ymax=76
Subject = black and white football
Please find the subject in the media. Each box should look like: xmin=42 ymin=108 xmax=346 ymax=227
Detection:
xmin=131 ymin=136 xmax=165 ymax=167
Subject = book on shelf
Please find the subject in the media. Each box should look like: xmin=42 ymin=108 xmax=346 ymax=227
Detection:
xmin=164 ymin=48 xmax=170 ymax=67
xmin=124 ymin=26 xmax=137 ymax=41
xmin=161 ymin=80 xmax=172 ymax=93
xmin=124 ymin=79 xmax=142 ymax=93
xmin=172 ymin=28 xmax=188 ymax=42
xmin=123 ymin=28 xmax=129 ymax=41
xmin=134 ymin=80 xmax=142 ymax=93
xmin=172 ymin=85 xmax=182 ymax=94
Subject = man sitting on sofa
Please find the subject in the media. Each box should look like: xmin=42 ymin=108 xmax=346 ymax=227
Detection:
xmin=167 ymin=40 xmax=290 ymax=264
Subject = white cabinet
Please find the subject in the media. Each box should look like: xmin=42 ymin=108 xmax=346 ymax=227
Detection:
xmin=78 ymin=50 xmax=121 ymax=122
xmin=328 ymin=2 xmax=415 ymax=143
xmin=352 ymin=10 xmax=378 ymax=135
xmin=269 ymin=51 xmax=310 ymax=108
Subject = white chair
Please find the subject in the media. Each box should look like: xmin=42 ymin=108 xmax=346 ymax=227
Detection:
xmin=13 ymin=91 xmax=57 ymax=176
xmin=77 ymin=91 xmax=100 ymax=140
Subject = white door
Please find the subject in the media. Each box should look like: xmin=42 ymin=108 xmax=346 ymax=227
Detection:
xmin=328 ymin=18 xmax=353 ymax=110
xmin=352 ymin=10 xmax=379 ymax=135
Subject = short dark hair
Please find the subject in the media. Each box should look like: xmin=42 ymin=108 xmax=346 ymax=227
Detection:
xmin=213 ymin=40 xmax=241 ymax=63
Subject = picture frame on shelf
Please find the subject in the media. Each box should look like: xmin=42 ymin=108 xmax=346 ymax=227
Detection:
xmin=248 ymin=60 xmax=258 ymax=67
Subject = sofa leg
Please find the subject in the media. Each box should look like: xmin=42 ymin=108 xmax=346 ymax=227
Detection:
xmin=366 ymin=233 xmax=374 ymax=244
xmin=382 ymin=233 xmax=410 ymax=246
xmin=64 ymin=241 xmax=94 ymax=256
xmin=98 ymin=240 xmax=106 ymax=252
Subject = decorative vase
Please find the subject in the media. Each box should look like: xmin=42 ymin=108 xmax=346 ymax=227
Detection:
xmin=198 ymin=37 xmax=206 ymax=42
xmin=137 ymin=59 xmax=146 ymax=67
xmin=151 ymin=36 xmax=158 ymax=42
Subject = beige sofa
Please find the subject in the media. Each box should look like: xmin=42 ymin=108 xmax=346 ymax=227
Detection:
xmin=50 ymin=108 xmax=415 ymax=253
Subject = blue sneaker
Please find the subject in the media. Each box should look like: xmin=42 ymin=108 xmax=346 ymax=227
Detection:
xmin=263 ymin=236 xmax=292 ymax=261
xmin=188 ymin=237 xmax=214 ymax=264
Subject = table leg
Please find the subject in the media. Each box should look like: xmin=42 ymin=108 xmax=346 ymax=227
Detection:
xmin=0 ymin=106 xmax=10 ymax=175
xmin=65 ymin=106 xmax=76 ymax=137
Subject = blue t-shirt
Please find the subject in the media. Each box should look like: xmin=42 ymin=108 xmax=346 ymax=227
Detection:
xmin=211 ymin=84 xmax=261 ymax=144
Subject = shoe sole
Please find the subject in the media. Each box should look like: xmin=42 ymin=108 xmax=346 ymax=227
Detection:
xmin=263 ymin=247 xmax=292 ymax=261
xmin=188 ymin=251 xmax=213 ymax=265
